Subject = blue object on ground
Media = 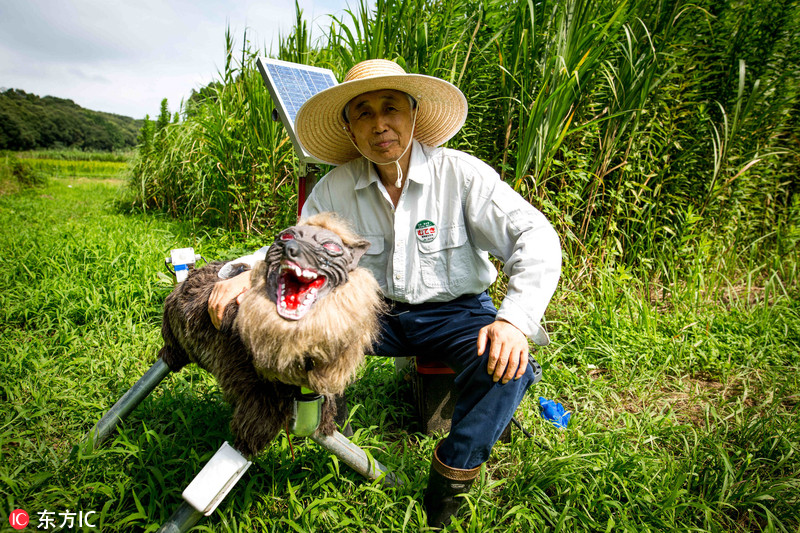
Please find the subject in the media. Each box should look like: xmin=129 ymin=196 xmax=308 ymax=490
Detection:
xmin=539 ymin=397 xmax=571 ymax=428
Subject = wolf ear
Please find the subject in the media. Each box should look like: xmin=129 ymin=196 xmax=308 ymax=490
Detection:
xmin=348 ymin=238 xmax=371 ymax=269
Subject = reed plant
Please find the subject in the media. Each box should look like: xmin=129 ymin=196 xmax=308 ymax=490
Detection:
xmin=129 ymin=30 xmax=297 ymax=236
xmin=127 ymin=0 xmax=798 ymax=293
xmin=124 ymin=0 xmax=799 ymax=307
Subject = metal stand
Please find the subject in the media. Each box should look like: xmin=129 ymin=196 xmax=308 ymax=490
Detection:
xmin=156 ymin=503 xmax=203 ymax=533
xmin=297 ymin=162 xmax=319 ymax=218
xmin=84 ymin=359 xmax=400 ymax=532
xmin=85 ymin=359 xmax=171 ymax=449
xmin=311 ymin=431 xmax=399 ymax=487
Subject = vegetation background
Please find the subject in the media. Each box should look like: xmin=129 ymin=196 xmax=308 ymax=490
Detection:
xmin=1 ymin=0 xmax=798 ymax=531
xmin=0 ymin=89 xmax=142 ymax=151
xmin=130 ymin=0 xmax=799 ymax=274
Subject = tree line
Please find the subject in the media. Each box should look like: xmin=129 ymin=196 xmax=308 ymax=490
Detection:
xmin=0 ymin=89 xmax=142 ymax=151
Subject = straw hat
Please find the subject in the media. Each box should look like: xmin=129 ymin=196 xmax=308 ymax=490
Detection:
xmin=295 ymin=59 xmax=468 ymax=165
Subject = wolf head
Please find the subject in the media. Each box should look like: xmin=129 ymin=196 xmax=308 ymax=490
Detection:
xmin=235 ymin=212 xmax=384 ymax=393
xmin=263 ymin=215 xmax=370 ymax=320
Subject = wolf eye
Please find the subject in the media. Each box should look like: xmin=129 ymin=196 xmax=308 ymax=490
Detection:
xmin=279 ymin=233 xmax=295 ymax=241
xmin=323 ymin=242 xmax=343 ymax=255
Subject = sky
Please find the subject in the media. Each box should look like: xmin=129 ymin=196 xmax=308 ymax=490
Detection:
xmin=0 ymin=0 xmax=354 ymax=119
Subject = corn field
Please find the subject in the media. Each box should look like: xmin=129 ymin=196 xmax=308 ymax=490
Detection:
xmin=130 ymin=0 xmax=799 ymax=285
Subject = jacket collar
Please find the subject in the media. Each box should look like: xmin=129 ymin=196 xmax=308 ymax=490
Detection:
xmin=353 ymin=139 xmax=431 ymax=190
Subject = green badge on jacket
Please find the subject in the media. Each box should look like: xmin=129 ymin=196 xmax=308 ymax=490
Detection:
xmin=415 ymin=220 xmax=437 ymax=243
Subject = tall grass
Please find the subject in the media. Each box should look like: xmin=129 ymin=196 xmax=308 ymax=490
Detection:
xmin=127 ymin=0 xmax=799 ymax=297
xmin=0 ymin=151 xmax=47 ymax=191
xmin=130 ymin=30 xmax=298 ymax=236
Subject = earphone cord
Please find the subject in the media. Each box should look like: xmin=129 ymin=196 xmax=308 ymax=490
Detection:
xmin=345 ymin=108 xmax=418 ymax=189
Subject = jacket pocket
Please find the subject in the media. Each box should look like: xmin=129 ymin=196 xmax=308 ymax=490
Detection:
xmin=417 ymin=224 xmax=471 ymax=289
xmin=363 ymin=234 xmax=385 ymax=255
xmin=358 ymin=234 xmax=388 ymax=290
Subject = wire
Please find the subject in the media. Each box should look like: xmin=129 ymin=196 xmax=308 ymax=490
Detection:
xmin=511 ymin=416 xmax=534 ymax=439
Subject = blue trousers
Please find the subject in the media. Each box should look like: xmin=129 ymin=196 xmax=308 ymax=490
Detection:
xmin=371 ymin=292 xmax=540 ymax=470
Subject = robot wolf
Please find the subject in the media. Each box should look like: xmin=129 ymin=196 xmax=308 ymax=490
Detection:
xmin=158 ymin=212 xmax=384 ymax=457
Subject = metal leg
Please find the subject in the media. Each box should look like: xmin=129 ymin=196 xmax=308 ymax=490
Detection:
xmin=85 ymin=359 xmax=172 ymax=448
xmin=86 ymin=359 xmax=401 ymax=530
xmin=311 ymin=430 xmax=401 ymax=487
xmin=289 ymin=393 xmax=401 ymax=486
xmin=154 ymin=430 xmax=399 ymax=531
xmin=155 ymin=502 xmax=203 ymax=533
xmin=156 ymin=441 xmax=250 ymax=532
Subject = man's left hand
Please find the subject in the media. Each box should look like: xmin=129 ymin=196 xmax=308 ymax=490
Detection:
xmin=477 ymin=319 xmax=529 ymax=384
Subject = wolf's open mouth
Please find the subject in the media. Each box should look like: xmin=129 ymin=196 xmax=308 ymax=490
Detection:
xmin=277 ymin=260 xmax=326 ymax=320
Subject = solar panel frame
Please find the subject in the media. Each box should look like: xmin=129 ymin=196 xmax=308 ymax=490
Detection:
xmin=256 ymin=57 xmax=338 ymax=164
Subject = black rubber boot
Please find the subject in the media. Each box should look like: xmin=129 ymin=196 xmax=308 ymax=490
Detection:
xmin=423 ymin=445 xmax=480 ymax=528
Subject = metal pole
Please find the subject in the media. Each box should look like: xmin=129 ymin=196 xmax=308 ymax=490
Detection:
xmin=296 ymin=163 xmax=319 ymax=218
xmin=153 ymin=429 xmax=400 ymax=533
xmin=85 ymin=359 xmax=172 ymax=448
xmin=310 ymin=430 xmax=401 ymax=487
xmin=89 ymin=361 xmax=400 ymax=532
xmin=155 ymin=502 xmax=203 ymax=533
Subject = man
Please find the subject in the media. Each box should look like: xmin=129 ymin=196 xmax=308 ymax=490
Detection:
xmin=209 ymin=59 xmax=561 ymax=527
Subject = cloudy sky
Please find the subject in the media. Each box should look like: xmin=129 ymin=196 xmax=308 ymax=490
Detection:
xmin=0 ymin=0 xmax=354 ymax=119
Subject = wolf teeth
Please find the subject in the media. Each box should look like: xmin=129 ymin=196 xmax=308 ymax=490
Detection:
xmin=303 ymin=288 xmax=317 ymax=304
xmin=280 ymin=262 xmax=318 ymax=281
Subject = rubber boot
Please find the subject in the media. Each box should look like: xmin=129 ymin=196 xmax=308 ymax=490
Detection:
xmin=423 ymin=445 xmax=480 ymax=528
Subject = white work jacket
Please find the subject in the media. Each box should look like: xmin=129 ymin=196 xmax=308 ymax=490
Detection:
xmin=299 ymin=141 xmax=561 ymax=345
xmin=222 ymin=141 xmax=561 ymax=344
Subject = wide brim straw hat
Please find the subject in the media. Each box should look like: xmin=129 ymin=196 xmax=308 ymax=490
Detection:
xmin=295 ymin=59 xmax=468 ymax=165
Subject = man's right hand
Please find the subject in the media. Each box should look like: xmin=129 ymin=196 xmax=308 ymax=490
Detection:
xmin=208 ymin=271 xmax=252 ymax=329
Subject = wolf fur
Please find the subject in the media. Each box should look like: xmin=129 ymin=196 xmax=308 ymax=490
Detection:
xmin=158 ymin=213 xmax=384 ymax=457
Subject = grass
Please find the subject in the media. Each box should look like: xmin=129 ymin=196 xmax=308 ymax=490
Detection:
xmin=0 ymin=152 xmax=47 ymax=194
xmin=22 ymin=158 xmax=129 ymax=179
xmin=5 ymin=149 xmax=133 ymax=180
xmin=15 ymin=149 xmax=133 ymax=162
xmin=0 ymin=178 xmax=798 ymax=532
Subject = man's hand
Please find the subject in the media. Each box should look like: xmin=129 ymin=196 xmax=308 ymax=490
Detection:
xmin=208 ymin=271 xmax=251 ymax=329
xmin=477 ymin=319 xmax=529 ymax=384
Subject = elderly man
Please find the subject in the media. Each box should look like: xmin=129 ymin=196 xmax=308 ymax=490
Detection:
xmin=209 ymin=59 xmax=561 ymax=527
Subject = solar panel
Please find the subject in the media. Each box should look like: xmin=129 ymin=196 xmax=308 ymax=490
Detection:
xmin=256 ymin=57 xmax=338 ymax=164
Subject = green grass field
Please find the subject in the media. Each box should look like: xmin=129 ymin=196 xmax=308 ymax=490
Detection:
xmin=15 ymin=149 xmax=133 ymax=163
xmin=14 ymin=149 xmax=132 ymax=179
xmin=21 ymin=158 xmax=129 ymax=179
xmin=1 ymin=178 xmax=798 ymax=532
